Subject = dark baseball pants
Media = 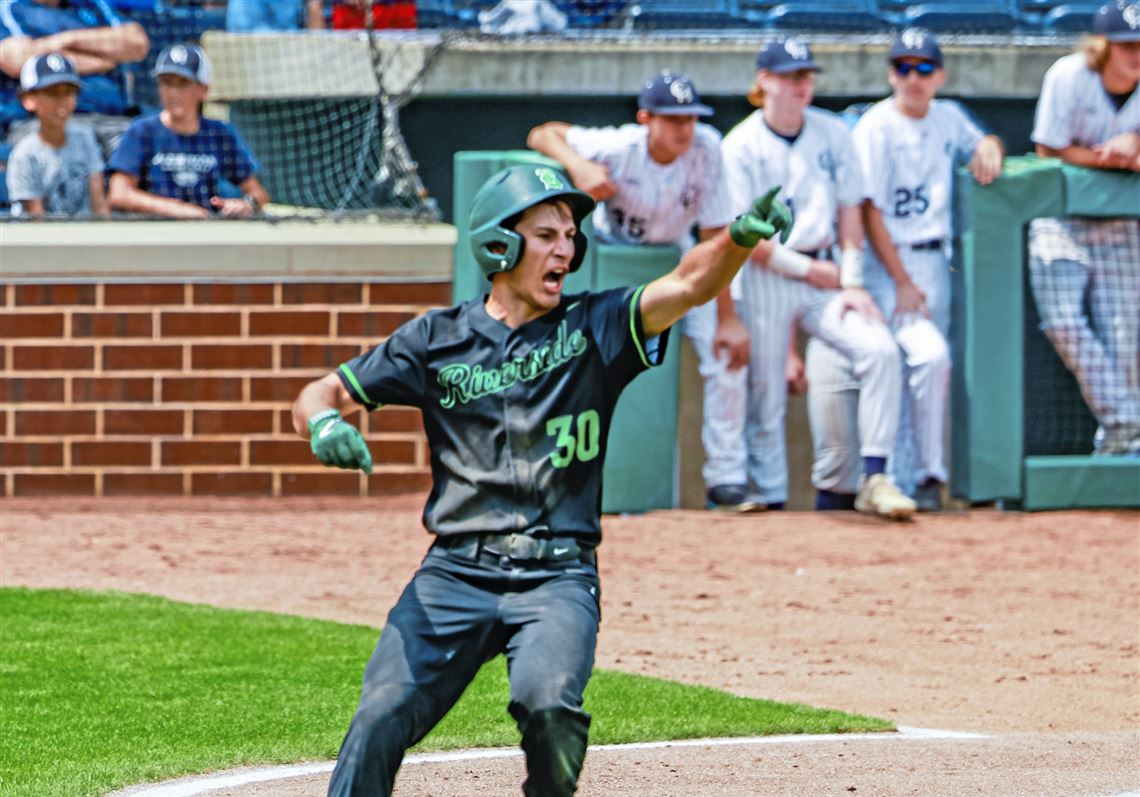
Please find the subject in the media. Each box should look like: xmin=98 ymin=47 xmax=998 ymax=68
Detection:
xmin=326 ymin=537 xmax=601 ymax=797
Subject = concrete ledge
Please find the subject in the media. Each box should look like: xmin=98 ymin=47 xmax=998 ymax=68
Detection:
xmin=202 ymin=31 xmax=1073 ymax=101
xmin=0 ymin=219 xmax=456 ymax=280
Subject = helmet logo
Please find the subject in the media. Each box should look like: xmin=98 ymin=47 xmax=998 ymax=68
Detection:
xmin=901 ymin=28 xmax=925 ymax=49
xmin=1124 ymin=3 xmax=1140 ymax=28
xmin=534 ymin=167 xmax=565 ymax=191
xmin=784 ymin=38 xmax=809 ymax=61
xmin=171 ymin=45 xmax=189 ymax=65
xmin=46 ymin=54 xmax=66 ymax=73
xmin=669 ymin=79 xmax=693 ymax=104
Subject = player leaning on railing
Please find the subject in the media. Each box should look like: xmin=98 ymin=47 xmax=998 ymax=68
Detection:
xmin=291 ymin=164 xmax=790 ymax=797
xmin=1028 ymin=0 xmax=1140 ymax=456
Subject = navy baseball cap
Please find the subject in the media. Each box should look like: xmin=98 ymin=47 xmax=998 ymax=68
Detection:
xmin=638 ymin=71 xmax=714 ymax=116
xmin=889 ymin=28 xmax=944 ymax=67
xmin=1093 ymin=1 xmax=1140 ymax=41
xmin=19 ymin=52 xmax=80 ymax=92
xmin=755 ymin=37 xmax=822 ymax=74
xmin=153 ymin=44 xmax=213 ymax=84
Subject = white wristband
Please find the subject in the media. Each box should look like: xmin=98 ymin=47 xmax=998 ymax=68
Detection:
xmin=840 ymin=248 xmax=865 ymax=288
xmin=767 ymin=245 xmax=813 ymax=279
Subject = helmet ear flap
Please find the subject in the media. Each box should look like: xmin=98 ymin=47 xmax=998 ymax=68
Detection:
xmin=569 ymin=229 xmax=588 ymax=273
xmin=470 ymin=225 xmax=524 ymax=279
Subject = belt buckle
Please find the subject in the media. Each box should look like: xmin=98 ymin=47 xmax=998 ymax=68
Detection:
xmin=506 ymin=533 xmax=542 ymax=560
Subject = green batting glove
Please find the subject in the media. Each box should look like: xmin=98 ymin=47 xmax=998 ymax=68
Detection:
xmin=307 ymin=409 xmax=373 ymax=474
xmin=729 ymin=185 xmax=794 ymax=247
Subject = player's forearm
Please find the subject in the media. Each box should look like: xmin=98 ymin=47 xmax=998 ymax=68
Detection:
xmin=52 ymin=24 xmax=149 ymax=65
xmin=292 ymin=373 xmax=357 ymax=437
xmin=107 ymin=178 xmax=202 ymax=218
xmin=240 ymin=176 xmax=270 ymax=210
xmin=88 ymin=175 xmax=110 ymax=218
xmin=527 ymin=124 xmax=594 ymax=175
xmin=1035 ymin=142 xmax=1104 ymax=169
xmin=306 ymin=0 xmax=325 ymax=29
xmin=641 ymin=231 xmax=750 ymax=336
xmin=862 ymin=201 xmax=910 ymax=286
xmin=20 ymin=198 xmax=45 ymax=219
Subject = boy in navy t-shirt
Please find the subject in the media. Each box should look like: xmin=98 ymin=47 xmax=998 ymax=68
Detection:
xmin=107 ymin=45 xmax=269 ymax=219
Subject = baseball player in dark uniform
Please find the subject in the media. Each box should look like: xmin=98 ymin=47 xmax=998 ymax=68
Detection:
xmin=291 ymin=164 xmax=791 ymax=797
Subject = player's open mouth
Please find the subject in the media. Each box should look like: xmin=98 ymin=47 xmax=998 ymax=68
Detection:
xmin=543 ymin=269 xmax=567 ymax=291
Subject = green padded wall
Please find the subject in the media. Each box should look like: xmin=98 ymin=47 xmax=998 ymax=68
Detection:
xmin=453 ymin=151 xmax=681 ymax=514
xmin=953 ymin=156 xmax=1140 ymax=509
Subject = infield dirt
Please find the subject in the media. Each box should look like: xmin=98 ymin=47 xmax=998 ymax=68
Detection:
xmin=2 ymin=498 xmax=1137 ymax=796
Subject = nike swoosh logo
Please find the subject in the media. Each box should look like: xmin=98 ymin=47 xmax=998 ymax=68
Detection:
xmin=552 ymin=547 xmax=570 ymax=556
xmin=319 ymin=419 xmax=338 ymax=439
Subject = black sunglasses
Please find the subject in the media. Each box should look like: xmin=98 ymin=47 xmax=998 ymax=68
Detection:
xmin=893 ymin=61 xmax=938 ymax=77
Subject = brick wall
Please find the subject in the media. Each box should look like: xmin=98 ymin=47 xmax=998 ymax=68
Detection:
xmin=0 ymin=280 xmax=450 ymax=497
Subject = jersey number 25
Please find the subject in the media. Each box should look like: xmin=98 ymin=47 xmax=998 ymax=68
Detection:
xmin=893 ymin=185 xmax=929 ymax=218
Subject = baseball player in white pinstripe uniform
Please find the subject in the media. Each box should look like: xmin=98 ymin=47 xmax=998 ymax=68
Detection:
xmin=719 ymin=38 xmax=916 ymax=519
xmin=842 ymin=30 xmax=1002 ymax=510
xmin=1029 ymin=0 xmax=1140 ymax=455
xmin=529 ymin=70 xmax=762 ymax=511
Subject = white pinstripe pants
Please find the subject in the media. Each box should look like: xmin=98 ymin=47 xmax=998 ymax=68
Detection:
xmin=733 ymin=265 xmax=902 ymax=504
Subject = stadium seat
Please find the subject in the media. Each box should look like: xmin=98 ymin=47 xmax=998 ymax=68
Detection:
xmin=554 ymin=0 xmax=629 ymax=27
xmin=629 ymin=0 xmax=742 ymax=30
xmin=765 ymin=0 xmax=887 ymax=31
xmin=420 ymin=0 xmax=475 ymax=28
xmin=1039 ymin=1 xmax=1100 ymax=32
xmin=900 ymin=0 xmax=1024 ymax=32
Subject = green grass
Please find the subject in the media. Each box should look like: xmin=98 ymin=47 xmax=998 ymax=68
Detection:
xmin=0 ymin=587 xmax=892 ymax=797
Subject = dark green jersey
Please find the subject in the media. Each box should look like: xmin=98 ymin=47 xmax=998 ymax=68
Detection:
xmin=338 ymin=285 xmax=668 ymax=542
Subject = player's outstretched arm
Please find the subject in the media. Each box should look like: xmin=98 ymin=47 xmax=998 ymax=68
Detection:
xmin=640 ymin=187 xmax=791 ymax=338
xmin=292 ymin=373 xmax=373 ymax=474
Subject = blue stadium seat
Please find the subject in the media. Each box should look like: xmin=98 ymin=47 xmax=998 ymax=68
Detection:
xmin=766 ymin=0 xmax=887 ymax=31
xmin=901 ymin=0 xmax=1023 ymax=32
xmin=447 ymin=0 xmax=496 ymax=27
xmin=1039 ymin=1 xmax=1100 ymax=31
xmin=630 ymin=0 xmax=741 ymax=30
xmin=555 ymin=0 xmax=629 ymax=27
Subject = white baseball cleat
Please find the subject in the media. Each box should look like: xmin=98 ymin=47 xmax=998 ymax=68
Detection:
xmin=855 ymin=474 xmax=917 ymax=520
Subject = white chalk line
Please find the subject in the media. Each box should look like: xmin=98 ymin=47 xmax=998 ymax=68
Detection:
xmin=104 ymin=726 xmax=987 ymax=797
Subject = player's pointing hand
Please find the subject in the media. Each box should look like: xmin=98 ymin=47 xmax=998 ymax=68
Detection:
xmin=307 ymin=409 xmax=373 ymax=474
xmin=729 ymin=185 xmax=793 ymax=248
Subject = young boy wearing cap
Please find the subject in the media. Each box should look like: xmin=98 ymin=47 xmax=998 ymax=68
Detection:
xmin=5 ymin=52 xmax=107 ymax=218
xmin=527 ymin=70 xmax=761 ymax=512
xmin=719 ymin=37 xmax=917 ymax=519
xmin=1027 ymin=0 xmax=1140 ymax=454
xmin=827 ymin=29 xmax=1003 ymax=509
xmin=107 ymin=44 xmax=269 ymax=219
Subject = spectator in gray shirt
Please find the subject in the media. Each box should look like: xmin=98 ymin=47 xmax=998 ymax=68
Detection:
xmin=6 ymin=52 xmax=107 ymax=218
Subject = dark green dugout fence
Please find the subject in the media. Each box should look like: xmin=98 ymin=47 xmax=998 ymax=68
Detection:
xmin=454 ymin=151 xmax=683 ymax=513
xmin=952 ymin=156 xmax=1140 ymax=510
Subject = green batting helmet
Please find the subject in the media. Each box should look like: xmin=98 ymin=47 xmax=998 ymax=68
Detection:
xmin=468 ymin=165 xmax=596 ymax=279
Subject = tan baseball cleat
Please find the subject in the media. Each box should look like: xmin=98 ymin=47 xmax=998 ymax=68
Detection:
xmin=855 ymin=474 xmax=917 ymax=520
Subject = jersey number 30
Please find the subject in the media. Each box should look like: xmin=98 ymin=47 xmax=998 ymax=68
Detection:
xmin=547 ymin=410 xmax=601 ymax=468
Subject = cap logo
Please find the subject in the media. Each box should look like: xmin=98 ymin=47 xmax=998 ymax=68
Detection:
xmin=1124 ymin=3 xmax=1140 ymax=28
xmin=534 ymin=168 xmax=565 ymax=191
xmin=46 ymin=54 xmax=66 ymax=73
xmin=784 ymin=37 xmax=808 ymax=60
xmin=901 ymin=28 xmax=926 ymax=49
xmin=170 ymin=45 xmax=189 ymax=65
xmin=669 ymin=79 xmax=694 ymax=104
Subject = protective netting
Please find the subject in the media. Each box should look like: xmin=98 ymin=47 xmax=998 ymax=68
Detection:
xmin=207 ymin=25 xmax=445 ymax=216
xmin=1024 ymin=217 xmax=1140 ymax=456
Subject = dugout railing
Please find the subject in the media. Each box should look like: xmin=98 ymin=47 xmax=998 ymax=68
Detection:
xmin=951 ymin=155 xmax=1140 ymax=511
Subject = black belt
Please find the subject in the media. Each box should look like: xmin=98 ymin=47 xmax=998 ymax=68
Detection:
xmin=796 ymin=248 xmax=832 ymax=260
xmin=435 ymin=532 xmax=596 ymax=566
xmin=909 ymin=239 xmax=945 ymax=251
